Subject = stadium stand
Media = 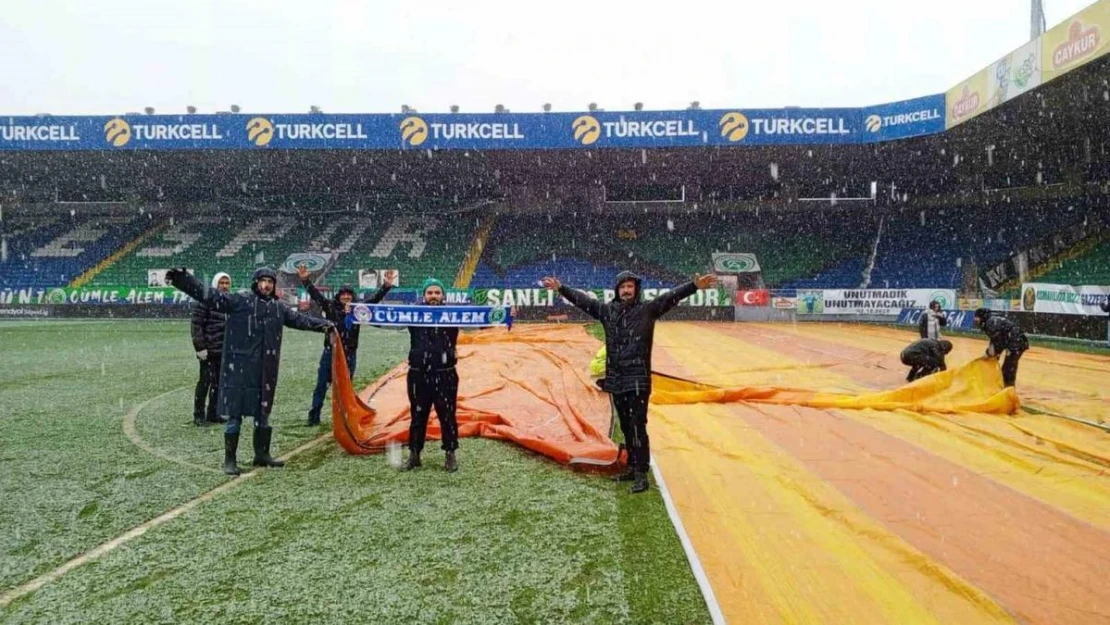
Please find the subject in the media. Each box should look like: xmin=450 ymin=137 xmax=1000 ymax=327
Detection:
xmin=0 ymin=212 xmax=155 ymax=288
xmin=84 ymin=211 xmax=477 ymax=290
xmin=473 ymin=209 xmax=876 ymax=288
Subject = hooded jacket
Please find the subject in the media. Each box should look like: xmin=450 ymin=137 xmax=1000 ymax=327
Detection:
xmin=170 ymin=267 xmax=331 ymax=419
xmin=900 ymin=339 xmax=952 ymax=370
xmin=975 ymin=308 xmax=1029 ymax=356
xmin=559 ymin=271 xmax=697 ymax=395
xmin=190 ymin=272 xmax=229 ymax=355
xmin=301 ymin=278 xmax=392 ymax=353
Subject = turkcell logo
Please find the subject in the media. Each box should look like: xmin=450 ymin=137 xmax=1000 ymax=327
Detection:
xmin=861 ymin=94 xmax=945 ymax=142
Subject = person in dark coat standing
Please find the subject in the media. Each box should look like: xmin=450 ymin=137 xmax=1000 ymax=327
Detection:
xmin=973 ymin=308 xmax=1029 ymax=388
xmin=542 ymin=271 xmax=717 ymax=494
xmin=167 ymin=267 xmax=335 ymax=475
xmin=901 ymin=338 xmax=953 ymax=382
xmin=401 ymin=278 xmax=462 ymax=473
xmin=297 ymin=264 xmax=393 ymax=426
xmin=919 ymin=300 xmax=948 ymax=340
xmin=190 ymin=272 xmax=230 ymax=426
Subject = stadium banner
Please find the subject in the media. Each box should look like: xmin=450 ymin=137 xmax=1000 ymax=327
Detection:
xmin=0 ymin=106 xmax=944 ymax=151
xmin=358 ymin=269 xmax=379 ymax=289
xmin=895 ymin=308 xmax=977 ymax=331
xmin=988 ymin=38 xmax=1043 ymax=108
xmin=809 ymin=289 xmax=957 ymax=316
xmin=1019 ymin=282 xmax=1110 ymax=315
xmin=859 ymin=94 xmax=945 ymax=142
xmin=946 ymin=69 xmax=991 ymax=129
xmin=0 ymin=286 xmax=193 ymax=305
xmin=711 ymin=252 xmax=760 ymax=273
xmin=346 ymin=303 xmax=512 ymax=328
xmin=1041 ymin=0 xmax=1110 ymax=85
xmin=471 ymin=286 xmax=731 ymax=307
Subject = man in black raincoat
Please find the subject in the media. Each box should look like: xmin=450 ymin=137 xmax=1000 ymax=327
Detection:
xmin=542 ymin=271 xmax=717 ymax=494
xmin=401 ymin=278 xmax=461 ymax=473
xmin=973 ymin=308 xmax=1029 ymax=388
xmin=167 ymin=267 xmax=335 ymax=475
xmin=297 ymin=264 xmax=393 ymax=426
xmin=900 ymin=338 xmax=953 ymax=382
xmin=190 ymin=271 xmax=230 ymax=426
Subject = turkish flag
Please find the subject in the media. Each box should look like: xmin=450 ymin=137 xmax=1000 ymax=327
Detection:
xmin=737 ymin=289 xmax=770 ymax=306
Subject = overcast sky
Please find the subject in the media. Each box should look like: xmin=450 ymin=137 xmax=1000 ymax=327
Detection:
xmin=0 ymin=0 xmax=1096 ymax=115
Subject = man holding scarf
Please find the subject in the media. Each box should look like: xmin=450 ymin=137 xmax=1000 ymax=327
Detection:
xmin=297 ymin=264 xmax=393 ymax=427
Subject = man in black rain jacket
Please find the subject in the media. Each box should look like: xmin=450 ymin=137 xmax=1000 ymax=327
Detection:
xmin=168 ymin=267 xmax=334 ymax=475
xmin=901 ymin=338 xmax=953 ymax=382
xmin=297 ymin=264 xmax=393 ymax=426
xmin=543 ymin=271 xmax=717 ymax=494
xmin=190 ymin=272 xmax=230 ymax=426
xmin=973 ymin=308 xmax=1029 ymax=388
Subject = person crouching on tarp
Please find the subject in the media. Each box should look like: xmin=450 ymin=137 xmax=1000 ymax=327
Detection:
xmin=543 ymin=271 xmax=717 ymax=494
xmin=297 ymin=263 xmax=393 ymax=427
xmin=191 ymin=272 xmax=230 ymax=426
xmin=167 ymin=267 xmax=335 ymax=476
xmin=400 ymin=278 xmax=461 ymax=473
xmin=901 ymin=338 xmax=953 ymax=382
xmin=973 ymin=308 xmax=1029 ymax=388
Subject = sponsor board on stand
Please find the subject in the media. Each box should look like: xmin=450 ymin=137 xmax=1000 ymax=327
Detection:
xmin=800 ymin=289 xmax=957 ymax=316
xmin=1020 ymin=283 xmax=1110 ymax=315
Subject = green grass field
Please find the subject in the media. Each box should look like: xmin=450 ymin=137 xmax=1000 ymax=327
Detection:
xmin=0 ymin=320 xmax=710 ymax=624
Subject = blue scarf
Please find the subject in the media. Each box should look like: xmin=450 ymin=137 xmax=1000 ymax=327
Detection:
xmin=346 ymin=303 xmax=512 ymax=329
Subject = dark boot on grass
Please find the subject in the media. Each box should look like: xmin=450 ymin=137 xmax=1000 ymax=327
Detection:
xmin=251 ymin=427 xmax=285 ymax=468
xmin=223 ymin=433 xmax=241 ymax=476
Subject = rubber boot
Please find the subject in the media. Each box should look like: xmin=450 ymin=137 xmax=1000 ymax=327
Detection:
xmin=445 ymin=450 xmax=458 ymax=473
xmin=305 ymin=410 xmax=321 ymax=427
xmin=251 ymin=427 xmax=285 ymax=468
xmin=612 ymin=467 xmax=635 ymax=482
xmin=629 ymin=471 xmax=649 ymax=494
xmin=402 ymin=450 xmax=422 ymax=471
xmin=223 ymin=433 xmax=241 ymax=476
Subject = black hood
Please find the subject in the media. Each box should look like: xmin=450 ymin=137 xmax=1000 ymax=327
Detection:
xmin=334 ymin=284 xmax=356 ymax=301
xmin=251 ymin=267 xmax=278 ymax=299
xmin=974 ymin=307 xmax=992 ymax=321
xmin=614 ymin=271 xmax=642 ymax=303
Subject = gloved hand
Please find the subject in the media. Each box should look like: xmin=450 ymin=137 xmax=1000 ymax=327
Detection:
xmin=196 ymin=349 xmax=208 ymax=361
xmin=165 ymin=268 xmax=186 ymax=283
xmin=324 ymin=323 xmax=338 ymax=335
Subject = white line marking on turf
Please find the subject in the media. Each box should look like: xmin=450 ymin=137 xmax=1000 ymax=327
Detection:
xmin=651 ymin=462 xmax=727 ymax=625
xmin=122 ymin=387 xmax=222 ymax=474
xmin=0 ymin=433 xmax=332 ymax=609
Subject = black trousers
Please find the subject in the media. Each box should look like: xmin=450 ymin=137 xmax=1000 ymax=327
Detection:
xmin=613 ymin=390 xmax=650 ymax=473
xmin=193 ymin=356 xmax=222 ymax=421
xmin=1002 ymin=350 xmax=1024 ymax=387
xmin=407 ymin=368 xmax=460 ymax=453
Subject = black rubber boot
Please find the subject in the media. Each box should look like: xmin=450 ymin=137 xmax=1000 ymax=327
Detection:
xmin=306 ymin=409 xmax=321 ymax=427
xmin=251 ymin=427 xmax=285 ymax=468
xmin=445 ymin=451 xmax=458 ymax=473
xmin=612 ymin=467 xmax=636 ymax=482
xmin=223 ymin=433 xmax=241 ymax=476
xmin=629 ymin=471 xmax=649 ymax=494
xmin=402 ymin=450 xmax=422 ymax=471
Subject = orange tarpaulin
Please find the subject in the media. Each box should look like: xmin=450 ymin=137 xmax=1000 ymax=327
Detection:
xmin=330 ymin=325 xmax=620 ymax=466
xmin=331 ymin=325 xmax=1022 ymax=466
